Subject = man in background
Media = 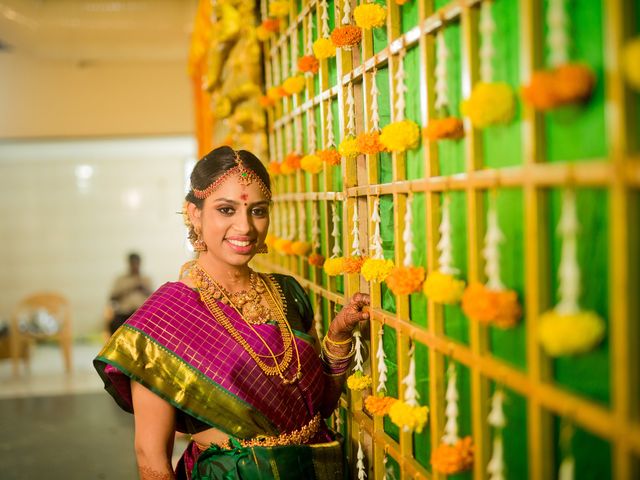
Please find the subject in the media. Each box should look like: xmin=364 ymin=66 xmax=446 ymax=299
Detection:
xmin=107 ymin=252 xmax=152 ymax=335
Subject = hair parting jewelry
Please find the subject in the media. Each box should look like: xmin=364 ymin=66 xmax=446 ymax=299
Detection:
xmin=192 ymin=150 xmax=272 ymax=200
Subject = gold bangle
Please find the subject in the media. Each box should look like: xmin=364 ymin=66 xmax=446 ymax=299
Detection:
xmin=321 ymin=337 xmax=356 ymax=361
xmin=324 ymin=333 xmax=353 ymax=345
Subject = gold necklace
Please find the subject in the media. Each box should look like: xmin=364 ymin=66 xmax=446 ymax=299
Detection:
xmin=211 ymin=272 xmax=271 ymax=325
xmin=191 ymin=265 xmax=302 ymax=384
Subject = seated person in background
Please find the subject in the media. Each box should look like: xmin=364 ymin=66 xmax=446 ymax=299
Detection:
xmin=108 ymin=252 xmax=152 ymax=335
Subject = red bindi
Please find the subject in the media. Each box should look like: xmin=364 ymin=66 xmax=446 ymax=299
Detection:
xmin=240 ymin=193 xmax=248 ymax=201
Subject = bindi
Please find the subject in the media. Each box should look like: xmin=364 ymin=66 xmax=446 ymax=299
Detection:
xmin=240 ymin=193 xmax=248 ymax=201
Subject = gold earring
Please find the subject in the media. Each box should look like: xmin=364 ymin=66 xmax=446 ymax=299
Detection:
xmin=256 ymin=244 xmax=269 ymax=254
xmin=193 ymin=229 xmax=207 ymax=252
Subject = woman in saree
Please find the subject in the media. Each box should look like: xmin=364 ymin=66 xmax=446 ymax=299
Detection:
xmin=94 ymin=146 xmax=370 ymax=480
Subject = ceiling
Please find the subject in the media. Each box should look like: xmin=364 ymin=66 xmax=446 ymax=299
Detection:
xmin=0 ymin=0 xmax=199 ymax=62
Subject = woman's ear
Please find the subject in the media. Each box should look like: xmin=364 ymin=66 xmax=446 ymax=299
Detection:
xmin=187 ymin=202 xmax=202 ymax=229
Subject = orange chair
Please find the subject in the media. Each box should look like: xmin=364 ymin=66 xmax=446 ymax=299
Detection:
xmin=10 ymin=292 xmax=73 ymax=376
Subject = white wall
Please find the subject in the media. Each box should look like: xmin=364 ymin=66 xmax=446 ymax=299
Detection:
xmin=0 ymin=136 xmax=197 ymax=336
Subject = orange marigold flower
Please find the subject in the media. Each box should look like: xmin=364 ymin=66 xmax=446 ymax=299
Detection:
xmin=423 ymin=117 xmax=465 ymax=141
xmin=298 ymin=55 xmax=320 ymax=74
xmin=385 ymin=266 xmax=425 ymax=296
xmin=267 ymin=161 xmax=281 ymax=176
xmin=364 ymin=395 xmax=397 ymax=416
xmin=331 ymin=25 xmax=362 ymax=49
xmin=280 ymin=152 xmax=302 ymax=174
xmin=308 ymin=252 xmax=325 ymax=267
xmin=461 ymin=282 xmax=522 ymax=328
xmin=274 ymin=238 xmax=294 ymax=255
xmin=266 ymin=86 xmax=287 ymax=101
xmin=356 ymin=131 xmax=385 ymax=155
xmin=431 ymin=436 xmax=474 ymax=475
xmin=343 ymin=256 xmax=367 ymax=274
xmin=317 ymin=148 xmax=341 ymax=166
xmin=259 ymin=95 xmax=275 ymax=108
xmin=554 ymin=63 xmax=596 ymax=103
xmin=261 ymin=18 xmax=280 ymax=33
xmin=521 ymin=70 xmax=561 ymax=110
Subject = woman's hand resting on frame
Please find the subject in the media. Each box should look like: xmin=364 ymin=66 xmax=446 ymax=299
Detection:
xmin=327 ymin=293 xmax=370 ymax=341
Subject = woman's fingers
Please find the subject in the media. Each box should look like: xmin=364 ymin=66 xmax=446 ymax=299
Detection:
xmin=350 ymin=292 xmax=370 ymax=309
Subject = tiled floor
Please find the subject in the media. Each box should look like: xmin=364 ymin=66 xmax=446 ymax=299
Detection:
xmin=0 ymin=342 xmax=188 ymax=479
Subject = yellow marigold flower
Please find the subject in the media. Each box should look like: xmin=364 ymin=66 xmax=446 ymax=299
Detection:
xmin=379 ymin=120 xmax=421 ymax=152
xmin=282 ymin=76 xmax=306 ymax=95
xmin=385 ymin=266 xmax=425 ymax=295
xmin=364 ymin=395 xmax=397 ymax=416
xmin=361 ymin=258 xmax=395 ymax=283
xmin=290 ymin=241 xmax=312 ymax=256
xmin=389 ymin=400 xmax=429 ymax=433
xmin=423 ymin=270 xmax=465 ymax=304
xmin=431 ymin=436 xmax=474 ymax=474
xmin=313 ymin=38 xmax=337 ymax=60
xmin=353 ymin=3 xmax=387 ymax=29
xmin=256 ymin=25 xmax=271 ymax=42
xmin=268 ymin=0 xmax=289 ymax=17
xmin=461 ymin=282 xmax=522 ymax=328
xmin=338 ymin=136 xmax=359 ymax=160
xmin=346 ymin=372 xmax=372 ymax=391
xmin=538 ymin=309 xmax=605 ymax=356
xmin=461 ymin=82 xmax=515 ymax=128
xmin=274 ymin=238 xmax=294 ymax=255
xmin=300 ymin=154 xmax=324 ymax=174
xmin=323 ymin=257 xmax=346 ymax=276
xmin=264 ymin=234 xmax=277 ymax=247
xmin=623 ymin=37 xmax=640 ymax=91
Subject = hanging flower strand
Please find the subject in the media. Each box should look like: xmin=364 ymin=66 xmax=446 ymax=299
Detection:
xmin=380 ymin=48 xmax=420 ymax=153
xmin=339 ymin=83 xmax=359 ymax=161
xmin=487 ymin=389 xmax=506 ymax=480
xmin=386 ymin=193 xmax=425 ymax=295
xmin=331 ymin=0 xmax=362 ymax=50
xmin=308 ymin=201 xmax=325 ymax=267
xmin=558 ymin=420 xmax=575 ymax=480
xmin=323 ymin=201 xmax=346 ymax=275
xmin=425 ymin=30 xmax=464 ymax=141
xmin=356 ymin=440 xmax=368 ymax=479
xmin=389 ymin=344 xmax=429 ymax=432
xmin=424 ymin=195 xmax=466 ymax=304
xmin=361 ymin=197 xmax=395 ymax=282
xmin=301 ymin=111 xmax=323 ymax=174
xmin=538 ymin=190 xmax=605 ymax=356
xmin=462 ymin=193 xmax=522 ymax=328
xmin=431 ymin=363 xmax=474 ymax=474
xmin=319 ymin=101 xmax=341 ymax=166
xmin=344 ymin=202 xmax=366 ymax=274
xmin=364 ymin=325 xmax=397 ymax=416
xmin=298 ymin=16 xmax=319 ymax=74
xmin=347 ymin=328 xmax=373 ymax=390
xmin=462 ymin=0 xmax=515 ymax=128
xmin=313 ymin=0 xmax=337 ymax=59
xmin=291 ymin=200 xmax=311 ymax=256
xmin=356 ymin=68 xmax=385 ymax=155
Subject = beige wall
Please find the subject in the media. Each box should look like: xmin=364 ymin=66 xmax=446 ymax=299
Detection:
xmin=0 ymin=53 xmax=193 ymax=139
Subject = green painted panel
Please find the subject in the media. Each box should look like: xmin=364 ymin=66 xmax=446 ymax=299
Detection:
xmin=413 ymin=341 xmax=431 ymax=469
xmin=383 ymin=325 xmax=400 ymax=441
xmin=447 ymin=361 xmax=472 ymax=480
xmin=405 ymin=46 xmax=425 ymax=179
xmin=381 ymin=195 xmax=397 ymax=314
xmin=553 ymin=418 xmax=612 ymax=480
xmin=490 ymin=384 xmax=529 ymax=479
xmin=400 ymin=0 xmax=419 ymax=32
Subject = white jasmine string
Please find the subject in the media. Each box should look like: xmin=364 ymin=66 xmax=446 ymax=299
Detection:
xmin=394 ymin=50 xmax=407 ymax=121
xmin=442 ymin=363 xmax=460 ymax=445
xmin=376 ymin=326 xmax=388 ymax=394
xmin=308 ymin=109 xmax=317 ymax=152
xmin=297 ymin=199 xmax=307 ymax=241
xmin=321 ymin=0 xmax=331 ymax=37
xmin=556 ymin=189 xmax=580 ymax=314
xmin=401 ymin=344 xmax=419 ymax=409
xmin=547 ymin=0 xmax=569 ymax=67
xmin=356 ymin=440 xmax=367 ymax=479
xmin=346 ymin=82 xmax=356 ymax=136
xmin=341 ymin=0 xmax=351 ymax=25
xmin=314 ymin=296 xmax=324 ymax=339
xmin=351 ymin=202 xmax=362 ymax=256
xmin=483 ymin=194 xmax=505 ymax=290
xmin=487 ymin=390 xmax=506 ymax=480
xmin=402 ymin=192 xmax=414 ymax=267
xmin=311 ymin=201 xmax=321 ymax=250
xmin=435 ymin=29 xmax=450 ymax=111
xmin=331 ymin=201 xmax=342 ymax=257
xmin=370 ymin=68 xmax=380 ymax=131
xmin=369 ymin=197 xmax=384 ymax=260
xmin=326 ymin=100 xmax=336 ymax=147
xmin=290 ymin=31 xmax=298 ymax=77
xmin=288 ymin=202 xmax=296 ymax=240
xmin=281 ymin=40 xmax=289 ymax=82
xmin=306 ymin=15 xmax=314 ymax=55
xmin=479 ymin=0 xmax=496 ymax=83
xmin=437 ymin=195 xmax=458 ymax=274
xmin=352 ymin=329 xmax=365 ymax=373
xmin=295 ymin=114 xmax=303 ymax=153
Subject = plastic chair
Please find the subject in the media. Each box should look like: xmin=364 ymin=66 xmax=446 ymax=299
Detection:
xmin=9 ymin=292 xmax=73 ymax=376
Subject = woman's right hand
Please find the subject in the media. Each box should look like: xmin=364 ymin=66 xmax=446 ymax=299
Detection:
xmin=327 ymin=293 xmax=370 ymax=341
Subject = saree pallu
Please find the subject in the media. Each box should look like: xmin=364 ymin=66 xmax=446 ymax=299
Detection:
xmin=94 ymin=277 xmax=340 ymax=479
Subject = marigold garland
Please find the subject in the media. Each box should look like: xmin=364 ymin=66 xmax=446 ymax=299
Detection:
xmin=356 ymin=131 xmax=385 ymax=155
xmin=343 ymin=256 xmax=367 ymax=274
xmin=268 ymin=0 xmax=289 ymax=17
xmin=423 ymin=271 xmax=465 ymax=305
xmin=361 ymin=258 xmax=395 ymax=283
xmin=267 ymin=162 xmax=281 ymax=176
xmin=353 ymin=3 xmax=387 ymax=29
xmin=423 ymin=117 xmax=465 ymax=141
xmin=265 ymin=234 xmax=277 ymax=248
xmin=331 ymin=26 xmax=362 ymax=49
xmin=521 ymin=63 xmax=596 ymax=110
xmin=538 ymin=310 xmax=605 ymax=356
xmin=308 ymin=252 xmax=325 ymax=267
xmin=259 ymin=95 xmax=276 ymax=108
xmin=379 ymin=120 xmax=421 ymax=152
xmin=261 ymin=18 xmax=280 ymax=33
xmin=282 ymin=76 xmax=306 ymax=96
xmin=255 ymin=26 xmax=272 ymax=42
xmin=266 ymin=86 xmax=287 ymax=101
xmin=318 ymin=148 xmax=341 ymax=166
xmin=290 ymin=240 xmax=312 ymax=256
xmin=274 ymin=238 xmax=294 ymax=255
xmin=385 ymin=266 xmax=425 ymax=296
xmin=338 ymin=136 xmax=359 ymax=160
xmin=313 ymin=38 xmax=337 ymax=60
xmin=280 ymin=153 xmax=302 ymax=174
xmin=346 ymin=371 xmax=373 ymax=391
xmin=300 ymin=154 xmax=324 ymax=174
xmin=364 ymin=395 xmax=397 ymax=416
xmin=623 ymin=37 xmax=640 ymax=90
xmin=431 ymin=436 xmax=474 ymax=474
xmin=323 ymin=257 xmax=346 ymax=276
xmin=461 ymin=282 xmax=522 ymax=328
xmin=298 ymin=55 xmax=320 ymax=74
xmin=461 ymin=82 xmax=516 ymax=128
xmin=388 ymin=400 xmax=429 ymax=434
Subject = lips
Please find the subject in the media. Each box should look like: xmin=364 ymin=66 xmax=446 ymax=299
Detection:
xmin=225 ymin=237 xmax=255 ymax=254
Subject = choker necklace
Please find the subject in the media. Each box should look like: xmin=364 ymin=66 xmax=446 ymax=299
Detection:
xmin=191 ymin=264 xmax=302 ymax=384
xmin=209 ymin=271 xmax=271 ymax=325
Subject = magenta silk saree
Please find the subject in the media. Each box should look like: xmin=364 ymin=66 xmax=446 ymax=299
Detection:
xmin=94 ymin=275 xmax=341 ymax=479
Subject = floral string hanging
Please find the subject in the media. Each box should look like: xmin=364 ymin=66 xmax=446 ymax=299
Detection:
xmin=386 ymin=193 xmax=426 ymax=295
xmin=308 ymin=201 xmax=325 ymax=266
xmin=431 ymin=363 xmax=474 ymax=474
xmin=344 ymin=202 xmax=367 ymax=274
xmin=313 ymin=0 xmax=337 ymax=59
xmin=347 ymin=328 xmax=373 ymax=390
xmin=356 ymin=439 xmax=368 ymax=480
xmin=424 ymin=29 xmax=464 ymax=141
xmin=423 ymin=195 xmax=466 ymax=304
xmin=538 ymin=190 xmax=605 ymax=356
xmin=461 ymin=0 xmax=515 ymax=128
xmin=558 ymin=420 xmax=575 ymax=480
xmin=487 ymin=389 xmax=506 ymax=480
xmin=521 ymin=0 xmax=595 ymax=110
xmin=298 ymin=16 xmax=320 ymax=74
xmin=356 ymin=68 xmax=385 ymax=155
xmin=314 ymin=296 xmax=324 ymax=340
xmin=323 ymin=201 xmax=346 ymax=275
xmin=361 ymin=197 xmax=395 ymax=282
xmin=380 ymin=48 xmax=421 ymax=153
xmin=291 ymin=199 xmax=311 ymax=256
xmin=461 ymin=192 xmax=522 ymax=327
xmin=318 ymin=100 xmax=341 ymax=166
xmin=389 ymin=344 xmax=429 ymax=433
xmin=301 ymin=110 xmax=324 ymax=174
xmin=331 ymin=0 xmax=362 ymax=49
xmin=339 ymin=82 xmax=359 ymax=161
xmin=364 ymin=325 xmax=398 ymax=416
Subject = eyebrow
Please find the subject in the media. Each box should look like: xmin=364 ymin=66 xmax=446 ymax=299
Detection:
xmin=212 ymin=198 xmax=270 ymax=206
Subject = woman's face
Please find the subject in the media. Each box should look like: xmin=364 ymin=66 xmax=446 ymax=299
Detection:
xmin=188 ymin=172 xmax=270 ymax=268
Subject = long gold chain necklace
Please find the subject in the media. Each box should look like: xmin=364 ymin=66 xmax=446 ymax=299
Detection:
xmin=191 ymin=265 xmax=302 ymax=384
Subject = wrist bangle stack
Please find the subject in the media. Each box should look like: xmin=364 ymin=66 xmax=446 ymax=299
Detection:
xmin=320 ymin=334 xmax=355 ymax=376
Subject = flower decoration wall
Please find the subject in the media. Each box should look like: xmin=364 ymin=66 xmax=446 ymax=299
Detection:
xmin=347 ymin=329 xmax=373 ymax=391
xmin=364 ymin=325 xmax=397 ymax=416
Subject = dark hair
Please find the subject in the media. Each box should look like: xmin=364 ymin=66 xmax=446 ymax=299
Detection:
xmin=128 ymin=252 xmax=141 ymax=262
xmin=185 ymin=146 xmax=271 ymax=208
